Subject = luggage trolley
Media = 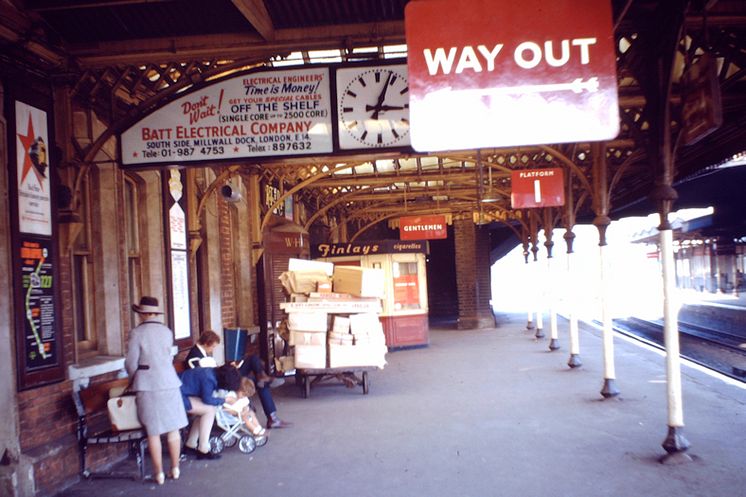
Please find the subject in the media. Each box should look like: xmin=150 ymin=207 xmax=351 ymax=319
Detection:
xmin=296 ymin=366 xmax=376 ymax=398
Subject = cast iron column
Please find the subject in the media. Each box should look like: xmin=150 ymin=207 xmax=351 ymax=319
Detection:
xmin=544 ymin=208 xmax=560 ymax=351
xmin=592 ymin=142 xmax=619 ymax=398
xmin=529 ymin=211 xmax=544 ymax=338
xmin=637 ymin=0 xmax=691 ymax=462
xmin=564 ymin=171 xmax=581 ymax=368
xmin=522 ymin=225 xmax=534 ymax=330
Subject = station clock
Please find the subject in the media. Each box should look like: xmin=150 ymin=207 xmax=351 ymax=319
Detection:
xmin=336 ymin=64 xmax=411 ymax=149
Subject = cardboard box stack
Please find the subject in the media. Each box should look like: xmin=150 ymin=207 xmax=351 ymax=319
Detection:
xmin=279 ymin=261 xmax=387 ymax=370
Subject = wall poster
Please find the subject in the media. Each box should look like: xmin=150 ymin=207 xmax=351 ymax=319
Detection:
xmin=18 ymin=237 xmax=58 ymax=371
xmin=170 ymin=250 xmax=191 ymax=341
xmin=15 ymin=101 xmax=52 ymax=236
xmin=10 ymin=95 xmax=64 ymax=390
xmin=167 ymin=170 xmax=191 ymax=341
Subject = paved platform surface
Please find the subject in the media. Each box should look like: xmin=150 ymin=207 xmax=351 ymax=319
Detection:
xmin=57 ymin=314 xmax=746 ymax=497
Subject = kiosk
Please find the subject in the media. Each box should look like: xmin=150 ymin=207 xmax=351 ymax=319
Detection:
xmin=313 ymin=240 xmax=429 ymax=349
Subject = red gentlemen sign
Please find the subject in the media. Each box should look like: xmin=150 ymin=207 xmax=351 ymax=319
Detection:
xmin=405 ymin=0 xmax=619 ymax=151
xmin=511 ymin=169 xmax=565 ymax=208
xmin=399 ymin=215 xmax=448 ymax=240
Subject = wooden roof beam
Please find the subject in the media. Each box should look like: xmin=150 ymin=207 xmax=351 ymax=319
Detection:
xmin=231 ymin=0 xmax=275 ymax=41
xmin=26 ymin=0 xmax=174 ymax=11
xmin=334 ymin=186 xmax=509 ymax=203
xmin=0 ymin=3 xmax=66 ymax=66
xmin=69 ymin=21 xmax=405 ymax=67
xmin=310 ymin=170 xmax=511 ymax=188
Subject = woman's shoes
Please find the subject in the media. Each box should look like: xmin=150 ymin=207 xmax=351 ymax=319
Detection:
xmin=182 ymin=446 xmax=199 ymax=456
xmin=196 ymin=450 xmax=221 ymax=460
xmin=155 ymin=467 xmax=180 ymax=484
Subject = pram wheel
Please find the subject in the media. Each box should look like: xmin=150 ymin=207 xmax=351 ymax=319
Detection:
xmin=209 ymin=435 xmax=225 ymax=454
xmin=223 ymin=433 xmax=238 ymax=448
xmin=255 ymin=434 xmax=268 ymax=447
xmin=238 ymin=435 xmax=257 ymax=454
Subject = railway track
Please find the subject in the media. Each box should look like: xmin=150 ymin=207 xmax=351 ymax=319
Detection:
xmin=612 ymin=316 xmax=746 ymax=382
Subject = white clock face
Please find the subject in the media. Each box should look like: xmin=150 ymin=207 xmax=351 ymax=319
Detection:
xmin=336 ymin=64 xmax=411 ymax=149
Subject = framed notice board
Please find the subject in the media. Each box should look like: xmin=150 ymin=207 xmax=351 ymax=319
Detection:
xmin=6 ymin=82 xmax=65 ymax=390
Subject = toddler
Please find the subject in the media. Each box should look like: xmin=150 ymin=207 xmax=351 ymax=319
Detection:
xmin=223 ymin=377 xmax=266 ymax=437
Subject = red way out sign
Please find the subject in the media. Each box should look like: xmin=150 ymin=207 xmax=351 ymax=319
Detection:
xmin=405 ymin=0 xmax=619 ymax=151
xmin=511 ymin=169 xmax=565 ymax=208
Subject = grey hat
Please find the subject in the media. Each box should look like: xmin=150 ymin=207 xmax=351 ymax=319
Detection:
xmin=132 ymin=296 xmax=163 ymax=314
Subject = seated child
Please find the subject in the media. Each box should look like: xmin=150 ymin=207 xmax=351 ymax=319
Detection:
xmin=222 ymin=377 xmax=266 ymax=437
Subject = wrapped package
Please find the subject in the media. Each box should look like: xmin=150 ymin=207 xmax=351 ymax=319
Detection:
xmin=279 ymin=270 xmax=331 ymax=295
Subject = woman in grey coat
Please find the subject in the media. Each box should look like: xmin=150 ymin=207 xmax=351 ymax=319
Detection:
xmin=125 ymin=296 xmax=188 ymax=485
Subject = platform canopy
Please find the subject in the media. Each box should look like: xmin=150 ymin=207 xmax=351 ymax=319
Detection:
xmin=2 ymin=0 xmax=746 ymax=239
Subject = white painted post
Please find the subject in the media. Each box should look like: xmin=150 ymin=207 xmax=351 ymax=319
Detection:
xmin=567 ymin=249 xmax=581 ymax=367
xmin=599 ymin=244 xmax=619 ymax=397
xmin=548 ymin=255 xmax=559 ymax=350
xmin=660 ymin=228 xmax=690 ymax=460
xmin=535 ymin=257 xmax=545 ymax=339
xmin=662 ymin=230 xmax=683 ymax=425
xmin=530 ymin=221 xmax=543 ymax=339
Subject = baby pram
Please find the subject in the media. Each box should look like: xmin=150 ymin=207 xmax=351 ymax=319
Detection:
xmin=209 ymin=397 xmax=268 ymax=454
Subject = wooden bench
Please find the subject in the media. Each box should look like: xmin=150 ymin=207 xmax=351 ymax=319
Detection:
xmin=72 ymin=378 xmax=148 ymax=480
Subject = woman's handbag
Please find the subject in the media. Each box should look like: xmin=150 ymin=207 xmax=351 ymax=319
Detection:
xmin=107 ymin=375 xmax=142 ymax=432
xmin=107 ymin=395 xmax=142 ymax=431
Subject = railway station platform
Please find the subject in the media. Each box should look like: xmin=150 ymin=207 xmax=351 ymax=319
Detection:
xmin=679 ymin=290 xmax=746 ymax=339
xmin=682 ymin=289 xmax=746 ymax=308
xmin=56 ymin=314 xmax=746 ymax=497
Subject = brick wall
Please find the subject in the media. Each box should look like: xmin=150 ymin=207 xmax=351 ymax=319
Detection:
xmin=14 ymin=243 xmax=128 ymax=497
xmin=59 ymin=243 xmax=75 ymax=368
xmin=17 ymin=371 xmax=127 ymax=497
xmin=453 ymin=219 xmax=494 ymax=329
xmin=219 ymin=199 xmax=236 ymax=327
xmin=475 ymin=225 xmax=492 ymax=318
xmin=17 ymin=380 xmax=78 ymax=496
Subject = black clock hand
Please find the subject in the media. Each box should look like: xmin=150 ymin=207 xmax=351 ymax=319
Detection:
xmin=371 ymin=72 xmax=393 ymax=120
xmin=365 ymin=104 xmax=405 ymax=112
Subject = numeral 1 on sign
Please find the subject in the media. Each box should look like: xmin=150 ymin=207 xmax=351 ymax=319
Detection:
xmin=533 ymin=180 xmax=542 ymax=203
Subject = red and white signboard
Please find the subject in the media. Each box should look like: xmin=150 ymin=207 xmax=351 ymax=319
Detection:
xmin=405 ymin=0 xmax=619 ymax=151
xmin=511 ymin=169 xmax=565 ymax=208
xmin=399 ymin=215 xmax=448 ymax=240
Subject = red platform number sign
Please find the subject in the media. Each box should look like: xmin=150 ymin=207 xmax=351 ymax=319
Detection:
xmin=511 ymin=169 xmax=565 ymax=208
xmin=405 ymin=0 xmax=619 ymax=151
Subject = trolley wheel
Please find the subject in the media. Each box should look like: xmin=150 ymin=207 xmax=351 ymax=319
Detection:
xmin=223 ymin=434 xmax=238 ymax=448
xmin=362 ymin=371 xmax=370 ymax=395
xmin=255 ymin=434 xmax=268 ymax=447
xmin=303 ymin=375 xmax=311 ymax=398
xmin=238 ymin=435 xmax=256 ymax=454
xmin=209 ymin=435 xmax=225 ymax=454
